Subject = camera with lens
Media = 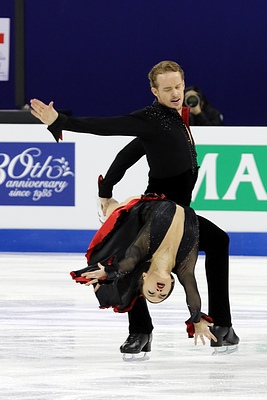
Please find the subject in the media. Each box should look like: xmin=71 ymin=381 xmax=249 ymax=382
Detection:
xmin=184 ymin=93 xmax=201 ymax=108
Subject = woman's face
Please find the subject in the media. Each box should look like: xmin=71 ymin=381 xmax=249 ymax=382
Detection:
xmin=142 ymin=270 xmax=173 ymax=303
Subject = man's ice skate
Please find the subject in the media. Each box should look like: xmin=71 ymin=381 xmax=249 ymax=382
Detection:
xmin=212 ymin=344 xmax=238 ymax=356
xmin=210 ymin=326 xmax=239 ymax=355
xmin=120 ymin=333 xmax=152 ymax=362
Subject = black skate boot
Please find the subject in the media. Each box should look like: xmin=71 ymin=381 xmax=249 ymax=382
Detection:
xmin=120 ymin=333 xmax=152 ymax=362
xmin=210 ymin=326 xmax=239 ymax=355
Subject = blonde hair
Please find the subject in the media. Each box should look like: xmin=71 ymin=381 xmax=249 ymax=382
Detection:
xmin=148 ymin=60 xmax=185 ymax=88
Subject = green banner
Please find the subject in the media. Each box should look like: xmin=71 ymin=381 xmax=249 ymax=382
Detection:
xmin=191 ymin=145 xmax=267 ymax=211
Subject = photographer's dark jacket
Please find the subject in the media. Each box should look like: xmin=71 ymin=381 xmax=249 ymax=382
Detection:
xmin=189 ymin=108 xmax=223 ymax=126
xmin=48 ymin=102 xmax=199 ymax=207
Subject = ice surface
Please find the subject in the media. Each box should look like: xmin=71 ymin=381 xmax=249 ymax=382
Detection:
xmin=0 ymin=253 xmax=266 ymax=400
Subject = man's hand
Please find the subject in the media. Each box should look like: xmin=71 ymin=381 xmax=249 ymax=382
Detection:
xmin=99 ymin=198 xmax=110 ymax=218
xmin=100 ymin=197 xmax=120 ymax=218
xmin=30 ymin=99 xmax=58 ymax=125
xmin=193 ymin=318 xmax=217 ymax=345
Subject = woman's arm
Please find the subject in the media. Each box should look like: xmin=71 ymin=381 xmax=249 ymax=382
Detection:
xmin=176 ymin=242 xmax=217 ymax=344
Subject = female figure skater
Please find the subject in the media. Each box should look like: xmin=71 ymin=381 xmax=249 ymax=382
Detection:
xmin=70 ymin=194 xmax=217 ymax=353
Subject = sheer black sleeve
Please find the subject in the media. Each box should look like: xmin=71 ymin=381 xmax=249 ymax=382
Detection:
xmin=175 ymin=241 xmax=202 ymax=322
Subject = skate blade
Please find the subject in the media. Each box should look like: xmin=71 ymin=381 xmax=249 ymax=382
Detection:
xmin=122 ymin=352 xmax=150 ymax=362
xmin=212 ymin=344 xmax=238 ymax=356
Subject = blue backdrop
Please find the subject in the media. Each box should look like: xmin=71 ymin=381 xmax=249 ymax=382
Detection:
xmin=1 ymin=0 xmax=267 ymax=126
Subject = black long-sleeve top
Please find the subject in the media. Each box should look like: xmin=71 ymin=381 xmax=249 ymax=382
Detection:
xmin=48 ymin=101 xmax=199 ymax=205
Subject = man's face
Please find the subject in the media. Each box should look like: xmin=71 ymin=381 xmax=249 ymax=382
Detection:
xmin=151 ymin=71 xmax=185 ymax=114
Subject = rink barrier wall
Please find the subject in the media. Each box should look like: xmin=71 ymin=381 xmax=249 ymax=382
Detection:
xmin=0 ymin=125 xmax=267 ymax=256
xmin=0 ymin=229 xmax=266 ymax=256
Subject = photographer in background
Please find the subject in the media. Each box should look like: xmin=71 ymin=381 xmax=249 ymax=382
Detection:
xmin=184 ymin=85 xmax=223 ymax=126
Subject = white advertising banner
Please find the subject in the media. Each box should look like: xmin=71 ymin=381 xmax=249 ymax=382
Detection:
xmin=0 ymin=124 xmax=148 ymax=230
xmin=0 ymin=124 xmax=266 ymax=255
xmin=0 ymin=124 xmax=267 ymax=231
xmin=0 ymin=18 xmax=10 ymax=81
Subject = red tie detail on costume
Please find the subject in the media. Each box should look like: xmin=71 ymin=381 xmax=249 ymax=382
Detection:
xmin=182 ymin=106 xmax=190 ymax=129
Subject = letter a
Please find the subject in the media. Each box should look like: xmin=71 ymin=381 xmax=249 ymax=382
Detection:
xmin=192 ymin=153 xmax=219 ymax=202
xmin=223 ymin=154 xmax=267 ymax=200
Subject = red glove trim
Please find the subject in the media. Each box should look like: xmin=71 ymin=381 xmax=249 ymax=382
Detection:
xmin=185 ymin=314 xmax=213 ymax=337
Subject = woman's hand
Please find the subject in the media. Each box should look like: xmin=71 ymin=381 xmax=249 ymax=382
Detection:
xmin=30 ymin=98 xmax=58 ymax=125
xmin=81 ymin=263 xmax=107 ymax=287
xmin=193 ymin=318 xmax=217 ymax=345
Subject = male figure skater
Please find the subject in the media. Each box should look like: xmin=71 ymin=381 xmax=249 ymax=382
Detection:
xmin=30 ymin=60 xmax=239 ymax=355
